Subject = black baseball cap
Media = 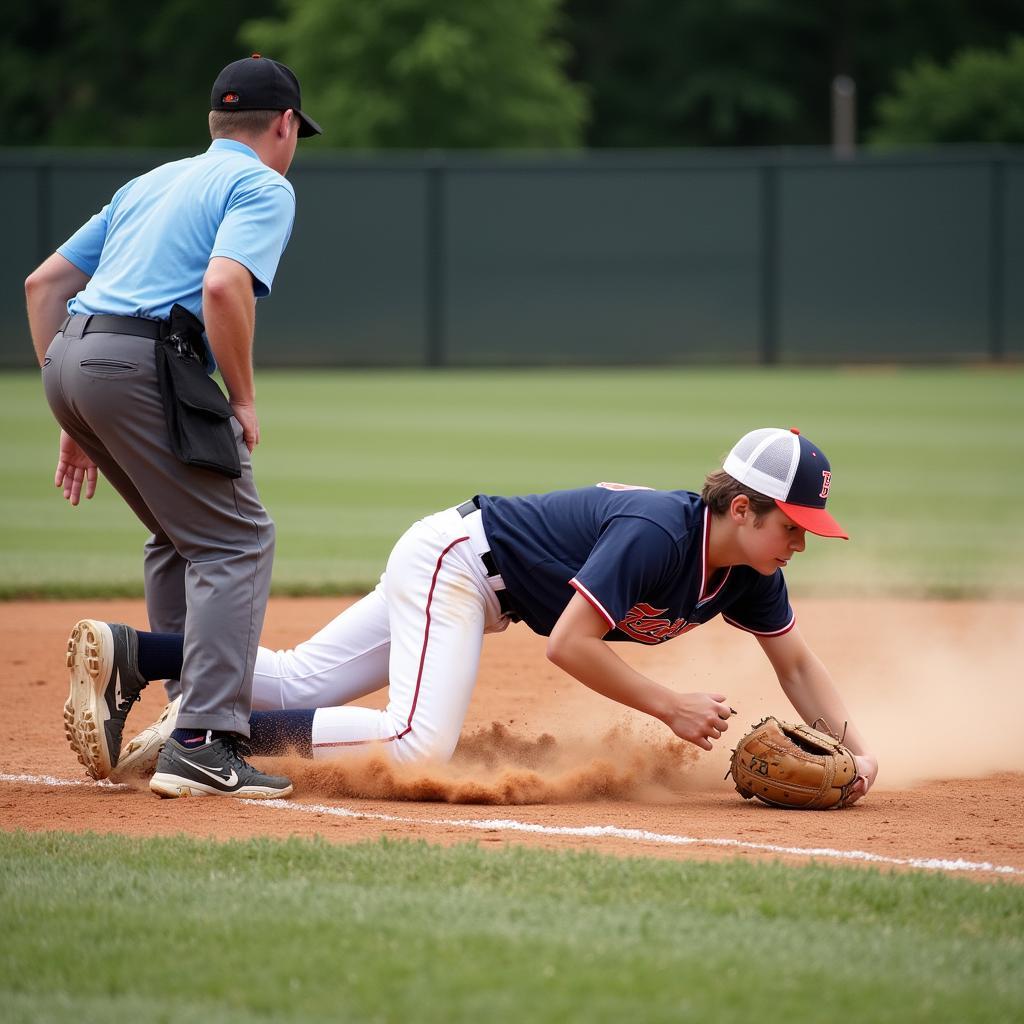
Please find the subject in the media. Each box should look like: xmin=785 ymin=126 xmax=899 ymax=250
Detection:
xmin=211 ymin=54 xmax=322 ymax=138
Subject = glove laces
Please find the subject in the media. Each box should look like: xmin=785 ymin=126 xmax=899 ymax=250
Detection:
xmin=810 ymin=717 xmax=848 ymax=744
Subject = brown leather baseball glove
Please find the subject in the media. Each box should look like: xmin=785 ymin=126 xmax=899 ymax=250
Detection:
xmin=729 ymin=716 xmax=859 ymax=809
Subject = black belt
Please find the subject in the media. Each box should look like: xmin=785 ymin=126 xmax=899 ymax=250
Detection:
xmin=457 ymin=498 xmax=520 ymax=621
xmin=60 ymin=314 xmax=164 ymax=341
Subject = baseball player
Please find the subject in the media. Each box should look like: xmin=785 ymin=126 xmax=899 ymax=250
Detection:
xmin=29 ymin=56 xmax=321 ymax=801
xmin=79 ymin=428 xmax=878 ymax=802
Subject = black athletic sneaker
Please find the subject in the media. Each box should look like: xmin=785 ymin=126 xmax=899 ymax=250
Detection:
xmin=150 ymin=734 xmax=293 ymax=799
xmin=64 ymin=619 xmax=149 ymax=780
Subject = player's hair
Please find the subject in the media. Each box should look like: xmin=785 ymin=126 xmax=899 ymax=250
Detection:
xmin=701 ymin=470 xmax=777 ymax=523
xmin=208 ymin=109 xmax=283 ymax=139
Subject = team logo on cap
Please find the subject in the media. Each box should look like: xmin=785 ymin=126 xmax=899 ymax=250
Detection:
xmin=819 ymin=470 xmax=832 ymax=499
xmin=221 ymin=92 xmax=240 ymax=104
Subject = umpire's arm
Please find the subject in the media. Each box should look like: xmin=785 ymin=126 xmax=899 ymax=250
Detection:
xmin=26 ymin=253 xmax=98 ymax=505
xmin=25 ymin=254 xmax=91 ymax=365
xmin=203 ymin=256 xmax=259 ymax=452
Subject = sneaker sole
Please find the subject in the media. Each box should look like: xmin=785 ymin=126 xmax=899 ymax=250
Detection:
xmin=149 ymin=773 xmax=293 ymax=800
xmin=64 ymin=619 xmax=115 ymax=780
xmin=109 ymin=698 xmax=180 ymax=781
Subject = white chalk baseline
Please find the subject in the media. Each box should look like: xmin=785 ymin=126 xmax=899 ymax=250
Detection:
xmin=2 ymin=773 xmax=1018 ymax=877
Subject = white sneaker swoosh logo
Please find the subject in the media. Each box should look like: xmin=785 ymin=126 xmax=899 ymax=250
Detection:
xmin=179 ymin=755 xmax=238 ymax=788
xmin=113 ymin=669 xmax=136 ymax=713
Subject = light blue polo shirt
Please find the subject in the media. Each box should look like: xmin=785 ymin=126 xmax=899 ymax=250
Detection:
xmin=58 ymin=139 xmax=296 ymax=322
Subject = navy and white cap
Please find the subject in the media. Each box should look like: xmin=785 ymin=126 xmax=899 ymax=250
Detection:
xmin=723 ymin=427 xmax=848 ymax=539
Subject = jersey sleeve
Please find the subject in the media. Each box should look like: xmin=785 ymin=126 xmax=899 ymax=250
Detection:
xmin=569 ymin=517 xmax=679 ymax=630
xmin=210 ymin=181 xmax=296 ymax=297
xmin=57 ymin=205 xmax=111 ymax=276
xmin=57 ymin=176 xmax=140 ymax=275
xmin=721 ymin=571 xmax=794 ymax=636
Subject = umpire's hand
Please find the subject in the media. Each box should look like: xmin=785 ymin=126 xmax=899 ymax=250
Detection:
xmin=54 ymin=429 xmax=98 ymax=505
xmin=230 ymin=400 xmax=260 ymax=453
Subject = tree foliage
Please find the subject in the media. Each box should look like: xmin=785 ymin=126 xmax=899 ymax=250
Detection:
xmin=2 ymin=0 xmax=1023 ymax=148
xmin=241 ymin=0 xmax=587 ymax=148
xmin=564 ymin=0 xmax=823 ymax=146
xmin=0 ymin=0 xmax=277 ymax=148
xmin=563 ymin=0 xmax=1024 ymax=147
xmin=870 ymin=37 xmax=1024 ymax=145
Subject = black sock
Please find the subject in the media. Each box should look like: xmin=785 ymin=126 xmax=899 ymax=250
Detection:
xmin=249 ymin=710 xmax=315 ymax=758
xmin=136 ymin=630 xmax=185 ymax=682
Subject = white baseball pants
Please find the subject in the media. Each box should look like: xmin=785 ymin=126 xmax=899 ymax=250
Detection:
xmin=250 ymin=506 xmax=510 ymax=764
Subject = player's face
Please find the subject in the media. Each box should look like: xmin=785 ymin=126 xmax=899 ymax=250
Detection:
xmin=744 ymin=507 xmax=807 ymax=575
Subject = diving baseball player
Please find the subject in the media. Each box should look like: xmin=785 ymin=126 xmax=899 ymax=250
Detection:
xmin=70 ymin=428 xmax=879 ymax=803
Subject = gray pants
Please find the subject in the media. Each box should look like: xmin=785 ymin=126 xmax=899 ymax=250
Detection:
xmin=42 ymin=316 xmax=275 ymax=735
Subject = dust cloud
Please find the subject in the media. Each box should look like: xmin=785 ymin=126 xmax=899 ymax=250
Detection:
xmin=678 ymin=598 xmax=1024 ymax=790
xmin=266 ymin=721 xmax=700 ymax=805
xmin=831 ymin=600 xmax=1024 ymax=787
xmin=258 ymin=598 xmax=1024 ymax=802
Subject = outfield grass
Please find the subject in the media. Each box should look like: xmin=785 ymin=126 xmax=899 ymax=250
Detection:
xmin=1 ymin=367 xmax=1021 ymax=598
xmin=2 ymin=831 xmax=1021 ymax=1024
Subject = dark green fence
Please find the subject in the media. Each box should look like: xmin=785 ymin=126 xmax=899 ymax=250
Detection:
xmin=4 ymin=147 xmax=1021 ymax=367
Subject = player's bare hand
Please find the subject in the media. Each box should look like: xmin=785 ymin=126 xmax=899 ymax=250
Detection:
xmin=845 ymin=753 xmax=879 ymax=805
xmin=662 ymin=692 xmax=735 ymax=750
xmin=54 ymin=429 xmax=98 ymax=505
xmin=230 ymin=401 xmax=260 ymax=453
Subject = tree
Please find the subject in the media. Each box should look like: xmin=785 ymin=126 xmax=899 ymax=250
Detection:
xmin=4 ymin=0 xmax=1022 ymax=150
xmin=0 ymin=0 xmax=277 ymax=147
xmin=563 ymin=0 xmax=824 ymax=147
xmin=870 ymin=37 xmax=1024 ymax=145
xmin=241 ymin=0 xmax=587 ymax=148
xmin=562 ymin=0 xmax=1024 ymax=147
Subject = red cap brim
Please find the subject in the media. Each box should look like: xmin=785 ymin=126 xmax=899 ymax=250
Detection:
xmin=775 ymin=500 xmax=849 ymax=539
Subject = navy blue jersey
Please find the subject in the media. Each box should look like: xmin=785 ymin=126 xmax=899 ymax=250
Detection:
xmin=477 ymin=485 xmax=794 ymax=643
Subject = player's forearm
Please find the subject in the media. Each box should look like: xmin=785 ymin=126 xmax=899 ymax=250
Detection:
xmin=546 ymin=632 xmax=672 ymax=720
xmin=778 ymin=657 xmax=872 ymax=758
xmin=24 ymin=254 xmax=90 ymax=365
xmin=202 ymin=257 xmax=257 ymax=403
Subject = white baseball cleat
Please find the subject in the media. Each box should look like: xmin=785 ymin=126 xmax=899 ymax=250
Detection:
xmin=109 ymin=696 xmax=181 ymax=780
xmin=64 ymin=619 xmax=148 ymax=780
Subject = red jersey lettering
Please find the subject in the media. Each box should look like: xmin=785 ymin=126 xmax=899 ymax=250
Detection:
xmin=619 ymin=602 xmax=698 ymax=644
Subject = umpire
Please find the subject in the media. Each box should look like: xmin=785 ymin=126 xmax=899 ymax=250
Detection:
xmin=25 ymin=55 xmax=321 ymax=800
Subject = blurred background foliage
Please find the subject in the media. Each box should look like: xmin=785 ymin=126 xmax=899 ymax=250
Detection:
xmin=2 ymin=0 xmax=1023 ymax=149
xmin=242 ymin=0 xmax=586 ymax=147
xmin=869 ymin=35 xmax=1024 ymax=145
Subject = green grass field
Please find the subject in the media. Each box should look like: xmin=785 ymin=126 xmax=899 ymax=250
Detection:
xmin=3 ymin=832 xmax=1022 ymax=1024
xmin=4 ymin=367 xmax=1023 ymax=1022
xmin=2 ymin=366 xmax=1022 ymax=598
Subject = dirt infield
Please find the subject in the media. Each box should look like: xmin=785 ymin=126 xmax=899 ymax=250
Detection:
xmin=2 ymin=597 xmax=1022 ymax=879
